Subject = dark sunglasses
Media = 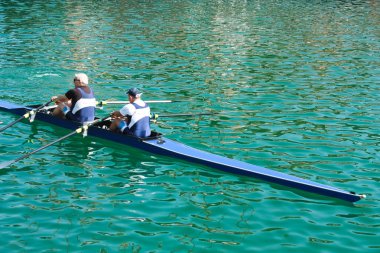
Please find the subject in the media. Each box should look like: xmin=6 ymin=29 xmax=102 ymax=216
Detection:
xmin=73 ymin=78 xmax=80 ymax=82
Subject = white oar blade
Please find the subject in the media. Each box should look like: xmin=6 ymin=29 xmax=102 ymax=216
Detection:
xmin=0 ymin=160 xmax=16 ymax=169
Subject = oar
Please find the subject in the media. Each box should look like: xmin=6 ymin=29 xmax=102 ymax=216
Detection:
xmin=0 ymin=100 xmax=52 ymax=132
xmin=150 ymin=112 xmax=217 ymax=119
xmin=97 ymin=100 xmax=180 ymax=108
xmin=0 ymin=117 xmax=106 ymax=169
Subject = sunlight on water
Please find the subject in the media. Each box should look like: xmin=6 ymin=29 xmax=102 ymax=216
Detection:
xmin=0 ymin=0 xmax=379 ymax=252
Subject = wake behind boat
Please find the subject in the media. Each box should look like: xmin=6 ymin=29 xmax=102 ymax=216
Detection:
xmin=0 ymin=100 xmax=365 ymax=202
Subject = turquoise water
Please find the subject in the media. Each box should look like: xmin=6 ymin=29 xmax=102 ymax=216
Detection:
xmin=0 ymin=0 xmax=379 ymax=252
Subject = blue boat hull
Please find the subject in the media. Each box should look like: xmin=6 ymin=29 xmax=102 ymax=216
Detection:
xmin=0 ymin=100 xmax=364 ymax=202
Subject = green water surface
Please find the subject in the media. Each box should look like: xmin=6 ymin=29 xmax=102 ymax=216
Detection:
xmin=0 ymin=1 xmax=379 ymax=252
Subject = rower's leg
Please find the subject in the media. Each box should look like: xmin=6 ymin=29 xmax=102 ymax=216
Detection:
xmin=53 ymin=101 xmax=72 ymax=118
xmin=52 ymin=106 xmax=64 ymax=118
xmin=110 ymin=118 xmax=121 ymax=131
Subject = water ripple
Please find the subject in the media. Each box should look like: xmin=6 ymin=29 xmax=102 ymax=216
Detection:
xmin=1 ymin=0 xmax=379 ymax=252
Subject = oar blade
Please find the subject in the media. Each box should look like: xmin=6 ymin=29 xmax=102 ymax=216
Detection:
xmin=0 ymin=160 xmax=16 ymax=169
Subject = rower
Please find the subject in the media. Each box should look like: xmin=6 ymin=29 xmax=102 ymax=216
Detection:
xmin=109 ymin=87 xmax=151 ymax=138
xmin=51 ymin=73 xmax=96 ymax=124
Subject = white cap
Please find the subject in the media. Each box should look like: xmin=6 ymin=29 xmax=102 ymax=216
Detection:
xmin=75 ymin=73 xmax=89 ymax=85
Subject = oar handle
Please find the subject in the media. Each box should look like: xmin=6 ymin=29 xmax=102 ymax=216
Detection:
xmin=33 ymin=100 xmax=53 ymax=111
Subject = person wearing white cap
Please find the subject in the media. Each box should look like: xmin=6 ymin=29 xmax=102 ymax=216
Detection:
xmin=110 ymin=87 xmax=151 ymax=138
xmin=51 ymin=73 xmax=96 ymax=123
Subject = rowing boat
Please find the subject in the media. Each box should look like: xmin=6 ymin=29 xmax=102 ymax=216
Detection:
xmin=0 ymin=100 xmax=365 ymax=202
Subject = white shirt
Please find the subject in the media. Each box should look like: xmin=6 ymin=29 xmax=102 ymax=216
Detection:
xmin=119 ymin=99 xmax=146 ymax=116
xmin=119 ymin=99 xmax=150 ymax=129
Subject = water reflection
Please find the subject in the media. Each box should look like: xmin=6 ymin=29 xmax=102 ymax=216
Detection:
xmin=0 ymin=0 xmax=379 ymax=252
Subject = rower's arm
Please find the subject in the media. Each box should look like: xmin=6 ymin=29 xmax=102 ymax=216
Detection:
xmin=51 ymin=95 xmax=69 ymax=103
xmin=111 ymin=111 xmax=123 ymax=118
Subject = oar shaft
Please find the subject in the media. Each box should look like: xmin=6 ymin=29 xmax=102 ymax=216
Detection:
xmin=10 ymin=131 xmax=78 ymax=165
xmin=150 ymin=113 xmax=216 ymax=119
xmin=154 ymin=113 xmax=215 ymax=117
xmin=0 ymin=116 xmax=26 ymax=132
xmin=34 ymin=101 xmax=53 ymax=111
xmin=98 ymin=100 xmax=177 ymax=106
xmin=0 ymin=118 xmax=104 ymax=169
xmin=0 ymin=100 xmax=52 ymax=132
